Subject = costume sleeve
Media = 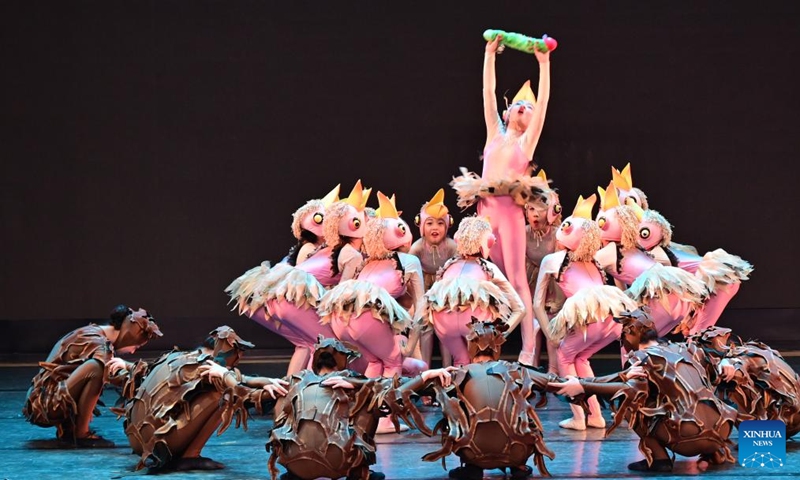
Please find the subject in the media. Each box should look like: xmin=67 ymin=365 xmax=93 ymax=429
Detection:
xmin=488 ymin=262 xmax=525 ymax=334
xmin=401 ymin=254 xmax=426 ymax=324
xmin=533 ymin=253 xmax=561 ymax=340
xmin=338 ymin=245 xmax=364 ymax=281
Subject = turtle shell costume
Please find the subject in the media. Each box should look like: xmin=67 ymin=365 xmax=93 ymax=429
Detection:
xmin=689 ymin=326 xmax=800 ymax=437
xmin=121 ymin=326 xmax=273 ymax=470
xmin=419 ymin=320 xmax=556 ymax=477
xmin=267 ymin=336 xmax=436 ymax=480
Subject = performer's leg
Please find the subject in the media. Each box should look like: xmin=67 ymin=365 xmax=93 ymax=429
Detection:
xmin=162 ymin=394 xmax=225 ymax=470
xmin=439 ymin=341 xmax=453 ymax=368
xmin=557 ymin=335 xmax=587 ymax=430
xmin=482 ymin=198 xmax=536 ymax=364
xmin=689 ymin=283 xmax=740 ymax=335
xmin=65 ymin=359 xmax=105 ymax=438
xmin=346 ymin=314 xmax=403 ymax=378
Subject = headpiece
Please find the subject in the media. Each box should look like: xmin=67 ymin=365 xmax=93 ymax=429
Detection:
xmin=466 ymin=318 xmax=509 ymax=361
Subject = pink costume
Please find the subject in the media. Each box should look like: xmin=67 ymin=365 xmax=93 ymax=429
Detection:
xmin=426 ymin=216 xmax=524 ymax=367
xmin=319 ymin=193 xmax=425 ymax=379
xmin=536 ymin=194 xmax=638 ymax=430
xmin=635 ymin=207 xmax=752 ymax=336
xmin=450 ymin=55 xmax=551 ymax=366
xmin=593 ymin=184 xmax=707 ymax=337
xmin=226 ymin=183 xmax=368 ymax=374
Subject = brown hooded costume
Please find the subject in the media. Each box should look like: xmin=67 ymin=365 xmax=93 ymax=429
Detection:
xmin=121 ymin=326 xmax=273 ymax=471
xmin=23 ymin=307 xmax=162 ymax=441
xmin=689 ymin=326 xmax=800 ymax=437
xmin=267 ymin=335 xmax=441 ymax=480
xmin=569 ymin=310 xmax=737 ymax=471
xmin=419 ymin=319 xmax=556 ymax=479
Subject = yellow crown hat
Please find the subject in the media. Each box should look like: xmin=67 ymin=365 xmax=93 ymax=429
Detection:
xmin=319 ymin=184 xmax=341 ymax=208
xmin=597 ymin=182 xmax=621 ymax=211
xmin=611 ymin=163 xmax=633 ymax=191
xmin=511 ymin=80 xmax=537 ymax=105
xmin=375 ymin=193 xmax=401 ymax=218
xmin=343 ymin=180 xmax=372 ymax=212
xmin=376 ymin=192 xmax=400 ymax=219
xmin=571 ymin=194 xmax=597 ymax=220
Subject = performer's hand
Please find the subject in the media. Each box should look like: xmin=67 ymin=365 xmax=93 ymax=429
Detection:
xmin=486 ymin=35 xmax=503 ymax=54
xmin=534 ymin=48 xmax=550 ymax=64
xmin=263 ymin=378 xmax=290 ymax=398
xmin=198 ymin=362 xmax=229 ymax=380
xmin=623 ymin=359 xmax=647 ymax=381
xmin=421 ymin=368 xmax=452 ymax=387
xmin=321 ymin=376 xmax=356 ymax=390
xmin=548 ymin=375 xmax=584 ymax=397
xmin=718 ymin=360 xmax=739 ymax=382
xmin=106 ymin=357 xmax=128 ymax=377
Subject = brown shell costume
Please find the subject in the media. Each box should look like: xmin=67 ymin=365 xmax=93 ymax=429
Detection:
xmin=267 ymin=368 xmax=434 ymax=480
xmin=121 ymin=349 xmax=270 ymax=470
xmin=23 ymin=324 xmax=114 ymax=437
xmin=602 ymin=342 xmax=738 ymax=466
xmin=422 ymin=361 xmax=555 ymax=476
xmin=690 ymin=327 xmax=800 ymax=437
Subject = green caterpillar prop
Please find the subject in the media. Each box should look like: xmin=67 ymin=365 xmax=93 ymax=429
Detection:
xmin=483 ymin=29 xmax=558 ymax=54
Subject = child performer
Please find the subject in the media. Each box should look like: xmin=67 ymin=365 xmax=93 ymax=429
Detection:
xmin=451 ymin=33 xmax=551 ymax=365
xmin=409 ymin=189 xmax=457 ymax=367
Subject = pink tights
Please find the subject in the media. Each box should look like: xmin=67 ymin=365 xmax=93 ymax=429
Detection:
xmin=478 ymin=196 xmax=536 ymax=364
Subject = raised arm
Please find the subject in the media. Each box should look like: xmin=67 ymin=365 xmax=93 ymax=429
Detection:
xmin=483 ymin=36 xmax=504 ymax=144
xmin=521 ymin=50 xmax=551 ymax=157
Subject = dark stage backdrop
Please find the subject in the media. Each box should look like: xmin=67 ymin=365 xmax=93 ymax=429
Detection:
xmin=2 ymin=3 xmax=799 ymax=338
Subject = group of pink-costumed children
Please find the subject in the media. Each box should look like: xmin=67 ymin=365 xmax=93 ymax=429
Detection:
xmin=227 ymin=32 xmax=752 ymax=435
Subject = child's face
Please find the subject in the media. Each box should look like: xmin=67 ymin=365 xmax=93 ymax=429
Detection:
xmin=423 ymin=217 xmax=447 ymax=245
xmin=525 ymin=200 xmax=548 ymax=231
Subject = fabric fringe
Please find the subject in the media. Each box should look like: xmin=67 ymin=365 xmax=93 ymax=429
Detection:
xmin=626 ymin=263 xmax=708 ymax=308
xmin=549 ymin=286 xmax=638 ymax=342
xmin=450 ymin=167 xmax=548 ymax=209
xmin=226 ymin=262 xmax=326 ymax=315
xmin=318 ymin=280 xmax=411 ymax=332
xmin=696 ymin=249 xmax=753 ymax=290
xmin=425 ymin=276 xmax=513 ymax=324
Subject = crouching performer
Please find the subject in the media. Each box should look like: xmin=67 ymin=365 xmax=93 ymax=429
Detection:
xmin=550 ymin=310 xmax=737 ymax=472
xmin=419 ymin=319 xmax=556 ymax=480
xmin=120 ymin=326 xmax=288 ymax=471
xmin=23 ymin=305 xmax=162 ymax=447
xmin=268 ymin=335 xmax=452 ymax=480
xmin=689 ymin=326 xmax=800 ymax=437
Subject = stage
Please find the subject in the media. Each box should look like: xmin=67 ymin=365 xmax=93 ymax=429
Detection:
xmin=5 ymin=356 xmax=800 ymax=479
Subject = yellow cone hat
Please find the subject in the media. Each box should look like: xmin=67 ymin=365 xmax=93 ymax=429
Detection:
xmin=511 ymin=80 xmax=537 ymax=105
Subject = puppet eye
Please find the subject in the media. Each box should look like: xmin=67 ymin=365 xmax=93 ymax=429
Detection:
xmin=313 ymin=213 xmax=324 ymax=225
xmin=640 ymin=227 xmax=651 ymax=239
xmin=597 ymin=217 xmax=607 ymax=228
xmin=351 ymin=218 xmax=361 ymax=230
xmin=553 ymin=204 xmax=562 ymax=214
xmin=398 ymin=223 xmax=407 ymax=235
xmin=561 ymin=220 xmax=572 ymax=231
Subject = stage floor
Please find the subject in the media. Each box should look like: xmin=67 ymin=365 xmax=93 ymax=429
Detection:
xmin=3 ymin=358 xmax=800 ymax=479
